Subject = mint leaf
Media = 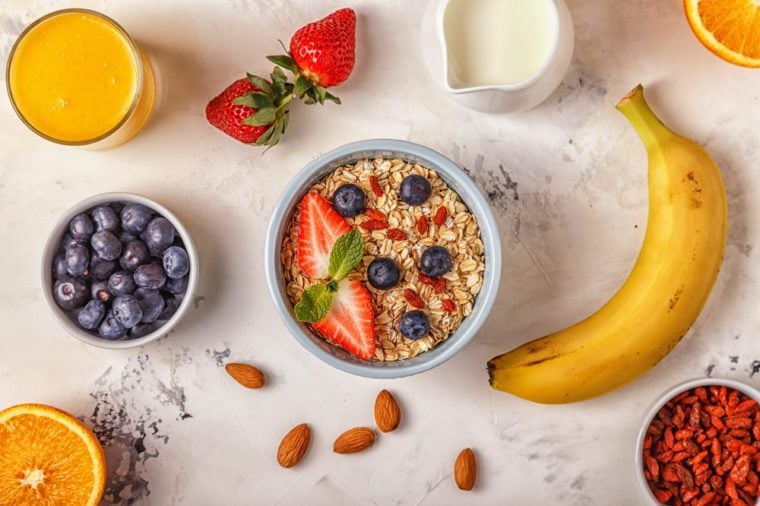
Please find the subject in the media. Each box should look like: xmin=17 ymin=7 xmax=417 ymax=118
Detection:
xmin=295 ymin=283 xmax=335 ymax=322
xmin=246 ymin=73 xmax=272 ymax=94
xmin=328 ymin=230 xmax=364 ymax=281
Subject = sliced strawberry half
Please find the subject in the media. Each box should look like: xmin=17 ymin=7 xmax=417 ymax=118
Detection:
xmin=313 ymin=279 xmax=376 ymax=360
xmin=297 ymin=192 xmax=351 ymax=279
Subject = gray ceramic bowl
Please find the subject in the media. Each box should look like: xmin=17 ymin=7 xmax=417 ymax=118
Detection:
xmin=41 ymin=192 xmax=199 ymax=349
xmin=265 ymin=139 xmax=502 ymax=378
xmin=635 ymin=378 xmax=760 ymax=504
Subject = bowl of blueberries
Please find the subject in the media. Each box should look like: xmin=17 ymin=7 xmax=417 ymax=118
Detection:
xmin=42 ymin=192 xmax=198 ymax=348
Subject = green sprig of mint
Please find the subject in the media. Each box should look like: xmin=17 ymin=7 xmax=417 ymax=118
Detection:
xmin=295 ymin=230 xmax=363 ymax=323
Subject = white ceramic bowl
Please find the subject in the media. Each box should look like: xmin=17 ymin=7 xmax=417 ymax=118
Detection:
xmin=41 ymin=192 xmax=199 ymax=349
xmin=265 ymin=139 xmax=502 ymax=378
xmin=635 ymin=378 xmax=760 ymax=505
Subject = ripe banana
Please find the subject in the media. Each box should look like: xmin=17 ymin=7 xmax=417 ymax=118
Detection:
xmin=488 ymin=84 xmax=727 ymax=404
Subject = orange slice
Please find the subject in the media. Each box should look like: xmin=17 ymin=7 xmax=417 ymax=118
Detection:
xmin=0 ymin=404 xmax=105 ymax=505
xmin=684 ymin=0 xmax=760 ymax=67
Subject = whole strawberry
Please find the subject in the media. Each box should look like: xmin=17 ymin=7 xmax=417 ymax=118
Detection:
xmin=291 ymin=8 xmax=356 ymax=88
xmin=268 ymin=8 xmax=356 ymax=105
xmin=205 ymin=70 xmax=294 ymax=147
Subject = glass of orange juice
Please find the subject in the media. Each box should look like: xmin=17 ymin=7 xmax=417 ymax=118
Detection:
xmin=6 ymin=9 xmax=156 ymax=149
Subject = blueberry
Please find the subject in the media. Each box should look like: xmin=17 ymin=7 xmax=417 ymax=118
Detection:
xmin=134 ymin=288 xmax=165 ymax=323
xmin=399 ymin=175 xmax=432 ymax=206
xmin=119 ymin=231 xmax=138 ymax=243
xmin=158 ymin=295 xmax=180 ymax=321
xmin=91 ymin=205 xmax=119 ymax=231
xmin=129 ymin=322 xmax=160 ymax=339
xmin=98 ymin=311 xmax=126 ymax=339
xmin=61 ymin=233 xmax=81 ymax=251
xmin=332 ymin=184 xmax=366 ymax=217
xmin=120 ymin=203 xmax=152 ymax=233
xmin=134 ymin=264 xmax=166 ymax=289
xmin=52 ymin=253 xmax=68 ymax=279
xmin=367 ymin=258 xmax=400 ymax=289
xmin=119 ymin=240 xmax=149 ymax=271
xmin=90 ymin=255 xmax=117 ymax=281
xmin=399 ymin=310 xmax=430 ymax=340
xmin=91 ymin=230 xmax=122 ymax=261
xmin=165 ymin=275 xmax=189 ymax=295
xmin=65 ymin=244 xmax=89 ymax=277
xmin=108 ymin=271 xmax=136 ymax=296
xmin=69 ymin=214 xmax=95 ymax=242
xmin=53 ymin=276 xmax=88 ymax=310
xmin=162 ymin=246 xmax=189 ymax=279
xmin=419 ymin=246 xmax=452 ymax=278
xmin=144 ymin=217 xmax=175 ymax=253
xmin=91 ymin=280 xmax=112 ymax=303
xmin=77 ymin=300 xmax=106 ymax=330
xmin=112 ymin=295 xmax=143 ymax=328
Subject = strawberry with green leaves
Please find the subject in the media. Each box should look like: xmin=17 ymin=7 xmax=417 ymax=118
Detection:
xmin=205 ymin=8 xmax=356 ymax=147
xmin=205 ymin=69 xmax=294 ymax=147
xmin=295 ymin=194 xmax=376 ymax=360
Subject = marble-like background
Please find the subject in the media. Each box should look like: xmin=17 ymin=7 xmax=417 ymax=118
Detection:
xmin=1 ymin=0 xmax=759 ymax=504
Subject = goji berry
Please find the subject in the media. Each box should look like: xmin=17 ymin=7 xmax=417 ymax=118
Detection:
xmin=726 ymin=476 xmax=739 ymax=500
xmin=442 ymin=299 xmax=456 ymax=313
xmin=696 ymin=491 xmax=716 ymax=506
xmin=365 ymin=209 xmax=387 ymax=221
xmin=682 ymin=487 xmax=699 ymax=502
xmin=434 ymin=278 xmax=446 ymax=294
xmin=727 ymin=417 xmax=753 ymax=430
xmin=433 ymin=206 xmax=448 ymax=226
xmin=654 ymin=489 xmax=672 ymax=503
xmin=416 ymin=215 xmax=428 ymax=235
xmin=662 ymin=464 xmax=681 ymax=482
xmin=665 ymin=428 xmax=675 ymax=448
xmin=403 ymin=289 xmax=424 ymax=309
xmin=676 ymin=429 xmax=693 ymax=440
xmin=369 ymin=176 xmax=383 ymax=197
xmin=361 ymin=219 xmax=388 ymax=231
xmin=418 ymin=274 xmax=436 ymax=287
xmin=386 ymin=228 xmax=408 ymax=241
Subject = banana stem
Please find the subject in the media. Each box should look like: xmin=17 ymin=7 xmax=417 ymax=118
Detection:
xmin=616 ymin=85 xmax=674 ymax=150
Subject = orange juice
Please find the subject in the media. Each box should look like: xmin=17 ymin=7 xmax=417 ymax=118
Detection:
xmin=6 ymin=9 xmax=155 ymax=148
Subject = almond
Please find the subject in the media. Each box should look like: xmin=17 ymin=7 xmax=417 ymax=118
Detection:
xmin=333 ymin=427 xmax=375 ymax=454
xmin=277 ymin=423 xmax=311 ymax=468
xmin=454 ymin=448 xmax=477 ymax=491
xmin=225 ymin=363 xmax=266 ymax=389
xmin=374 ymin=389 xmax=401 ymax=433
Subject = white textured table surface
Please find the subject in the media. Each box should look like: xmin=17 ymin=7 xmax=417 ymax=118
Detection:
xmin=2 ymin=0 xmax=759 ymax=504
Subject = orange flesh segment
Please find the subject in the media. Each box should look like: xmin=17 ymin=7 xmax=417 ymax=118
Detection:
xmin=686 ymin=0 xmax=760 ymax=66
xmin=0 ymin=405 xmax=104 ymax=506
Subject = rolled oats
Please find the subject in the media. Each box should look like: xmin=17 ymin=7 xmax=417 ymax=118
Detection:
xmin=281 ymin=158 xmax=486 ymax=361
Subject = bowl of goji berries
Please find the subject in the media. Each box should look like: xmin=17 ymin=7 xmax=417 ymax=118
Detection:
xmin=637 ymin=378 xmax=760 ymax=505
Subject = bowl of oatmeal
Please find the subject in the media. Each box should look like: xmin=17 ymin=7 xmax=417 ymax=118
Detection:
xmin=265 ymin=139 xmax=501 ymax=378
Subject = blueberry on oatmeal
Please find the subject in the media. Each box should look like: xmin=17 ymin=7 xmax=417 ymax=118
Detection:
xmin=398 ymin=175 xmax=432 ymax=206
xmin=399 ymin=310 xmax=430 ymax=340
xmin=332 ymin=183 xmax=366 ymax=217
xmin=420 ymin=246 xmax=452 ymax=278
xmin=367 ymin=258 xmax=400 ymax=289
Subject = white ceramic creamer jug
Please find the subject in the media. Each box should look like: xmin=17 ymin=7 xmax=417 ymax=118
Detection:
xmin=421 ymin=0 xmax=574 ymax=113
